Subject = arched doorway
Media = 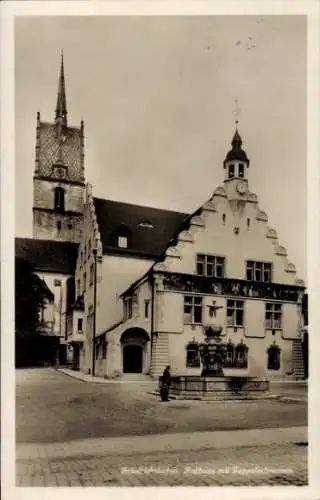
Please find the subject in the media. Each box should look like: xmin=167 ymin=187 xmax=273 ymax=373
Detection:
xmin=121 ymin=328 xmax=150 ymax=374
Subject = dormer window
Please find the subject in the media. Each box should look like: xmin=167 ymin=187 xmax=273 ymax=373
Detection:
xmin=138 ymin=221 xmax=154 ymax=229
xmin=228 ymin=164 xmax=235 ymax=178
xmin=118 ymin=236 xmax=128 ymax=248
xmin=113 ymin=224 xmax=131 ymax=249
xmin=238 ymin=164 xmax=244 ymax=178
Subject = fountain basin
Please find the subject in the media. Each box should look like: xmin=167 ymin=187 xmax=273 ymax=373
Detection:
xmin=158 ymin=375 xmax=270 ymax=400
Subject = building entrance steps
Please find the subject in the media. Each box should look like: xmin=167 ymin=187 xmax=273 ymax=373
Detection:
xmin=16 ymin=426 xmax=307 ymax=461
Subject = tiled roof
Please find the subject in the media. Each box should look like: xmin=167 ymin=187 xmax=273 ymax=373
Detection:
xmin=15 ymin=238 xmax=78 ymax=274
xmin=93 ymin=198 xmax=189 ymax=258
xmin=37 ymin=122 xmax=82 ymax=182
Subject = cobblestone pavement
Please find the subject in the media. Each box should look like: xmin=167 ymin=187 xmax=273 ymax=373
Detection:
xmin=16 ymin=369 xmax=307 ymax=444
xmin=16 ymin=442 xmax=307 ymax=487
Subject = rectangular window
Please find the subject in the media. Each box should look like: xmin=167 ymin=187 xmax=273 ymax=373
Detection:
xmin=196 ymin=254 xmax=225 ymax=278
xmin=54 ymin=279 xmax=61 ymax=287
xmin=246 ymin=261 xmax=272 ymax=282
xmin=118 ymin=236 xmax=128 ymax=248
xmin=102 ymin=339 xmax=107 ymax=359
xmin=77 ymin=279 xmax=81 ymax=295
xmin=83 ymin=272 xmax=87 ymax=292
xmin=227 ymin=299 xmax=244 ymax=327
xmin=184 ymin=295 xmax=203 ymax=324
xmin=265 ymin=303 xmax=282 ymax=329
xmin=95 ymin=342 xmax=99 ymax=360
xmin=77 ymin=318 xmax=83 ymax=331
xmin=90 ymin=263 xmax=94 ymax=286
xmin=144 ymin=300 xmax=150 ymax=318
xmin=124 ymin=297 xmax=133 ymax=320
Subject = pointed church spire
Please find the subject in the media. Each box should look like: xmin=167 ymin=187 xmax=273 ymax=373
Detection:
xmin=55 ymin=51 xmax=67 ymax=127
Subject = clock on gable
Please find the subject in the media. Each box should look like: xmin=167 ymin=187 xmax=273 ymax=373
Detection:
xmin=236 ymin=180 xmax=247 ymax=195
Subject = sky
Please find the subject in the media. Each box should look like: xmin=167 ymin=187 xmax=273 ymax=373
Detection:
xmin=15 ymin=15 xmax=306 ymax=279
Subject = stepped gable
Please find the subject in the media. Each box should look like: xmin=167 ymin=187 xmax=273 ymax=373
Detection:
xmin=93 ymin=197 xmax=188 ymax=259
xmin=15 ymin=237 xmax=78 ymax=274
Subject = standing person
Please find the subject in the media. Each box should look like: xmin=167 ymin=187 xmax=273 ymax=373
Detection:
xmin=160 ymin=365 xmax=171 ymax=401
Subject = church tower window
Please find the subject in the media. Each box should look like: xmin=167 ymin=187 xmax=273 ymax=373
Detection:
xmin=54 ymin=187 xmax=65 ymax=212
xmin=238 ymin=164 xmax=244 ymax=178
xmin=57 ymin=221 xmax=62 ymax=231
xmin=228 ymin=164 xmax=235 ymax=178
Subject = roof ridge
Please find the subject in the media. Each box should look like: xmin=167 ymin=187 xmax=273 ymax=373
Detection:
xmin=93 ymin=197 xmax=189 ymax=216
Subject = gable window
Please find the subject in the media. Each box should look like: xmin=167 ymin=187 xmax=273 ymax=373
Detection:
xmin=77 ymin=318 xmax=83 ymax=331
xmin=54 ymin=187 xmax=65 ymax=212
xmin=265 ymin=303 xmax=282 ymax=329
xmin=196 ymin=255 xmax=225 ymax=278
xmin=184 ymin=295 xmax=203 ymax=324
xmin=144 ymin=300 xmax=150 ymax=318
xmin=267 ymin=344 xmax=281 ymax=370
xmin=227 ymin=300 xmax=244 ymax=327
xmin=246 ymin=261 xmax=272 ymax=282
xmin=54 ymin=279 xmax=61 ymax=287
xmin=118 ymin=236 xmax=128 ymax=248
xmin=238 ymin=164 xmax=244 ymax=178
xmin=228 ymin=164 xmax=235 ymax=178
xmin=186 ymin=342 xmax=200 ymax=367
xmin=124 ymin=297 xmax=133 ymax=320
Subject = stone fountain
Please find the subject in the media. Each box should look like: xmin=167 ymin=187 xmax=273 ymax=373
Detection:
xmin=158 ymin=322 xmax=270 ymax=401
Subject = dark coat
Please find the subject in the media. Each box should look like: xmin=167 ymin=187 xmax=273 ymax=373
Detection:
xmin=162 ymin=368 xmax=171 ymax=387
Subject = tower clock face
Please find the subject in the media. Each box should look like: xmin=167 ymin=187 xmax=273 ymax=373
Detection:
xmin=54 ymin=166 xmax=66 ymax=179
xmin=236 ymin=181 xmax=247 ymax=195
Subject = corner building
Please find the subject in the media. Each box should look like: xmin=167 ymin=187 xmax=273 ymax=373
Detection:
xmin=16 ymin=57 xmax=306 ymax=378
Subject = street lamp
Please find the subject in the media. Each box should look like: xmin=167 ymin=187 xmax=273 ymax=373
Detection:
xmin=92 ymin=248 xmax=97 ymax=376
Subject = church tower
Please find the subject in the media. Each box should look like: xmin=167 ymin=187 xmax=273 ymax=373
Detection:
xmin=33 ymin=53 xmax=85 ymax=242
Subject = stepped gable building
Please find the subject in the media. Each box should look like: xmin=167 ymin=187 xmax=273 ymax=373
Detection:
xmin=16 ymin=56 xmax=307 ymax=378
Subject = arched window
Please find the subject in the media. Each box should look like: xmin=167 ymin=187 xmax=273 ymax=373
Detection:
xmin=186 ymin=341 xmax=200 ymax=367
xmin=228 ymin=164 xmax=235 ymax=178
xmin=54 ymin=187 xmax=65 ymax=212
xmin=235 ymin=343 xmax=248 ymax=368
xmin=267 ymin=344 xmax=281 ymax=370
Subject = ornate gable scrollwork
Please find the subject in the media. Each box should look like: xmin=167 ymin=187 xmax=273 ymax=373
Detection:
xmin=256 ymin=210 xmax=268 ymax=222
xmin=247 ymin=193 xmax=258 ymax=203
xmin=153 ymin=262 xmax=168 ymax=272
xmin=275 ymin=245 xmax=287 ymax=256
xmin=178 ymin=231 xmax=194 ymax=243
xmin=202 ymin=200 xmax=217 ymax=212
xmin=213 ymin=186 xmax=227 ymax=198
xmin=165 ymin=246 xmax=181 ymax=259
xmin=285 ymin=262 xmax=296 ymax=273
xmin=190 ymin=215 xmax=205 ymax=227
xmin=266 ymin=228 xmax=278 ymax=240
